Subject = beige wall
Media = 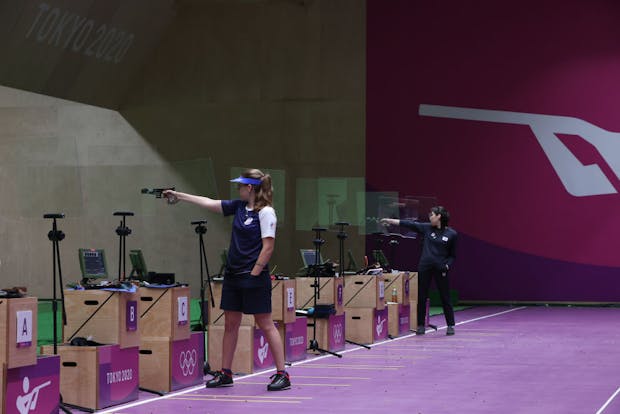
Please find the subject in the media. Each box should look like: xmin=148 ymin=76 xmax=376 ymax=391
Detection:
xmin=0 ymin=84 xmax=231 ymax=298
xmin=0 ymin=0 xmax=366 ymax=299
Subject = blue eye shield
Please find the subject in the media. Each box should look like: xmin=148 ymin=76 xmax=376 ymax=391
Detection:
xmin=230 ymin=176 xmax=262 ymax=186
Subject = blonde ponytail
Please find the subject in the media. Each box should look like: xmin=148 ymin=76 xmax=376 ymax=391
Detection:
xmin=242 ymin=168 xmax=273 ymax=210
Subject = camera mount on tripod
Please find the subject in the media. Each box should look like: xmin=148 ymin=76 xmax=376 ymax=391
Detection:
xmin=45 ymin=213 xmax=66 ymax=242
xmin=191 ymin=219 xmax=216 ymax=375
xmin=114 ymin=211 xmax=133 ymax=236
xmin=306 ymin=226 xmax=342 ymax=358
xmin=311 ymin=226 xmax=326 ymax=247
xmin=113 ymin=211 xmax=134 ymax=281
xmin=43 ymin=213 xmax=75 ymax=413
xmin=192 ymin=219 xmax=207 ymax=235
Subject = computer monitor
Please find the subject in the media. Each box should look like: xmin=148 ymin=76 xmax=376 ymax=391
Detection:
xmin=78 ymin=248 xmax=108 ymax=280
xmin=300 ymin=249 xmax=324 ymax=267
xmin=129 ymin=249 xmax=148 ymax=279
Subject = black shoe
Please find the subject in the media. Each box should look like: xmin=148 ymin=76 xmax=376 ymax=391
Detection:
xmin=446 ymin=326 xmax=455 ymax=336
xmin=206 ymin=370 xmax=234 ymax=388
xmin=415 ymin=326 xmax=426 ymax=335
xmin=267 ymin=372 xmax=291 ymax=391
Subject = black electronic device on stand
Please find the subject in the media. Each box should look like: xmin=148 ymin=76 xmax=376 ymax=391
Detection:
xmin=113 ymin=211 xmax=134 ymax=281
xmin=191 ymin=219 xmax=216 ymax=376
xmin=335 ymin=222 xmax=349 ymax=280
xmin=336 ymin=222 xmax=371 ymax=350
xmin=307 ymin=227 xmax=342 ymax=358
xmin=44 ymin=213 xmax=85 ymax=414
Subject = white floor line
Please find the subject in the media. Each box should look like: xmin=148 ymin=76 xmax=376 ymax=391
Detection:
xmin=596 ymin=386 xmax=620 ymax=414
xmin=96 ymin=306 xmax=527 ymax=413
xmin=368 ymin=305 xmax=527 ymax=347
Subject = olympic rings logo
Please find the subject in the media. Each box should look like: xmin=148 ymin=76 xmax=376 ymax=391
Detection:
xmin=179 ymin=349 xmax=197 ymax=376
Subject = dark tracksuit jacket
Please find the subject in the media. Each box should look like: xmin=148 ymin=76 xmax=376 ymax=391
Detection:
xmin=399 ymin=220 xmax=457 ymax=326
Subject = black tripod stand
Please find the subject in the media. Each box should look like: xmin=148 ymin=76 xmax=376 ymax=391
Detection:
xmin=114 ymin=211 xmax=133 ymax=281
xmin=336 ymin=222 xmax=370 ymax=349
xmin=191 ymin=220 xmax=216 ymax=375
xmin=307 ymin=227 xmax=342 ymax=358
xmin=43 ymin=213 xmax=73 ymax=414
xmin=335 ymin=222 xmax=349 ymax=279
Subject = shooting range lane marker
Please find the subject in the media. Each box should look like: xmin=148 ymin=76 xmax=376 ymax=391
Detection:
xmin=596 ymin=386 xmax=620 ymax=414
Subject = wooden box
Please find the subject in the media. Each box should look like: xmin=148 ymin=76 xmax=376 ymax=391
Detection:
xmin=63 ymin=290 xmax=140 ymax=348
xmin=40 ymin=344 xmax=138 ymax=411
xmin=271 ymin=279 xmax=296 ymax=324
xmin=387 ymin=303 xmax=411 ymax=337
xmin=410 ymin=300 xmax=419 ymax=330
xmin=345 ymin=307 xmax=389 ymax=345
xmin=206 ymin=280 xmax=258 ymax=326
xmin=343 ymin=274 xmax=385 ymax=310
xmin=139 ymin=332 xmax=205 ymax=393
xmin=139 ymin=338 xmax=170 ymax=393
xmin=307 ymin=313 xmax=346 ymax=353
xmin=0 ymin=363 xmax=4 ymax=413
xmin=0 ymin=297 xmax=37 ymax=369
xmin=207 ymin=325 xmax=278 ymax=375
xmin=295 ymin=276 xmax=344 ymax=315
xmin=405 ymin=272 xmax=419 ymax=302
xmin=208 ymin=325 xmax=253 ymax=374
xmin=383 ymin=273 xmax=411 ymax=304
xmin=138 ymin=286 xmax=190 ymax=341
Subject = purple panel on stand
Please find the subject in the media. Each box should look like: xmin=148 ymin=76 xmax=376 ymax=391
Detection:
xmin=285 ymin=317 xmax=307 ymax=362
xmin=373 ymin=308 xmax=388 ymax=341
xmin=98 ymin=345 xmax=139 ymax=409
xmin=171 ymin=332 xmax=205 ymax=391
xmin=328 ymin=313 xmax=345 ymax=351
xmin=253 ymin=326 xmax=275 ymax=371
xmin=5 ymin=355 xmax=59 ymax=414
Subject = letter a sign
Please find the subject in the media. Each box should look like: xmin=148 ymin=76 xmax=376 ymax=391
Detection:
xmin=16 ymin=310 xmax=32 ymax=347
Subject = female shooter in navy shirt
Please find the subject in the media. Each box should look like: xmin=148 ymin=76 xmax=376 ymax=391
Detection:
xmin=163 ymin=169 xmax=290 ymax=391
xmin=381 ymin=206 xmax=457 ymax=336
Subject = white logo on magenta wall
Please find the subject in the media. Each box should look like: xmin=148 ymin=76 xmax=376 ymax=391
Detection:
xmin=16 ymin=377 xmax=51 ymax=414
xmin=288 ymin=335 xmax=305 ymax=346
xmin=257 ymin=336 xmax=269 ymax=364
xmin=376 ymin=315 xmax=386 ymax=337
xmin=419 ymin=104 xmax=620 ymax=197
xmin=179 ymin=349 xmax=197 ymax=376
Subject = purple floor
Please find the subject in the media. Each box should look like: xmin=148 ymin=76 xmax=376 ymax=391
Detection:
xmin=88 ymin=306 xmax=620 ymax=414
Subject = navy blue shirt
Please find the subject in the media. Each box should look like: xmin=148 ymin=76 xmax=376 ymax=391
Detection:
xmin=222 ymin=200 xmax=267 ymax=274
xmin=399 ymin=221 xmax=457 ymax=272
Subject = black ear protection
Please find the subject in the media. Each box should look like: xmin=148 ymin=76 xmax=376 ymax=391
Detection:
xmin=70 ymin=337 xmax=88 ymax=346
xmin=69 ymin=337 xmax=103 ymax=346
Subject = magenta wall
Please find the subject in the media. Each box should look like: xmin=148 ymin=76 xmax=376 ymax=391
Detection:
xmin=367 ymin=0 xmax=620 ymax=302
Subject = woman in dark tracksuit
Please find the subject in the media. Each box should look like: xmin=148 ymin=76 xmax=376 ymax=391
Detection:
xmin=163 ymin=168 xmax=290 ymax=391
xmin=381 ymin=206 xmax=457 ymax=336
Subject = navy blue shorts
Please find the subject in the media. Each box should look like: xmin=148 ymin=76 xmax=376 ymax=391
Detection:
xmin=220 ymin=271 xmax=272 ymax=314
